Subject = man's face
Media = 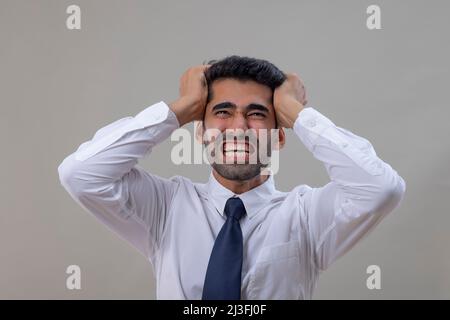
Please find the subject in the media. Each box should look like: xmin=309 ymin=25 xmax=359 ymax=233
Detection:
xmin=201 ymin=78 xmax=283 ymax=181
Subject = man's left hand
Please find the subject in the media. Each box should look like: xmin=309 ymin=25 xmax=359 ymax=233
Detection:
xmin=273 ymin=73 xmax=308 ymax=128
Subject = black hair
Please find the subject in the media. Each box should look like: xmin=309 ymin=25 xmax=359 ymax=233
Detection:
xmin=203 ymin=55 xmax=286 ymax=105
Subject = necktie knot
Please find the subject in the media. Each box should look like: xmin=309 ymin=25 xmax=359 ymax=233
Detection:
xmin=224 ymin=197 xmax=246 ymax=221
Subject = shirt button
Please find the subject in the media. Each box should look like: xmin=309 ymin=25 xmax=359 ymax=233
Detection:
xmin=341 ymin=142 xmax=348 ymax=148
xmin=306 ymin=118 xmax=316 ymax=127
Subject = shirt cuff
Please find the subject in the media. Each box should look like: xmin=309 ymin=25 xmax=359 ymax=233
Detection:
xmin=292 ymin=107 xmax=335 ymax=152
xmin=75 ymin=101 xmax=177 ymax=161
xmin=293 ymin=107 xmax=385 ymax=176
xmin=135 ymin=101 xmax=180 ymax=129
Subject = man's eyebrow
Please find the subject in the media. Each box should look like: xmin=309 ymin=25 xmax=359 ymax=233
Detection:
xmin=211 ymin=102 xmax=270 ymax=113
xmin=211 ymin=102 xmax=236 ymax=111
xmin=246 ymin=103 xmax=269 ymax=113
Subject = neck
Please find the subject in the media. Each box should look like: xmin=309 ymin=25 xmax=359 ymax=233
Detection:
xmin=212 ymin=169 xmax=269 ymax=194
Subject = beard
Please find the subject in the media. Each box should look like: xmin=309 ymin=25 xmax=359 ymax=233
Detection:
xmin=211 ymin=162 xmax=268 ymax=181
xmin=203 ymin=128 xmax=273 ymax=181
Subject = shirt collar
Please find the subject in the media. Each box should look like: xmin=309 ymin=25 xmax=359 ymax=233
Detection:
xmin=206 ymin=171 xmax=277 ymax=219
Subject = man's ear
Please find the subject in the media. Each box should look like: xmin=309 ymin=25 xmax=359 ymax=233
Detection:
xmin=273 ymin=127 xmax=286 ymax=150
xmin=194 ymin=121 xmax=204 ymax=144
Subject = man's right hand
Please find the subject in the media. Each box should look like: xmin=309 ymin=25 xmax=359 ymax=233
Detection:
xmin=169 ymin=65 xmax=210 ymax=127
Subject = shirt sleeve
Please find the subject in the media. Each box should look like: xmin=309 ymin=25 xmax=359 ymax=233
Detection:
xmin=57 ymin=101 xmax=180 ymax=261
xmin=293 ymin=107 xmax=406 ymax=271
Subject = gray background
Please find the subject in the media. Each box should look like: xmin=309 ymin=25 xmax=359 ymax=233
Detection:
xmin=1 ymin=0 xmax=449 ymax=299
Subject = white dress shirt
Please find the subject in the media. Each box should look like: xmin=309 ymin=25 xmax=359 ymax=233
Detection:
xmin=58 ymin=101 xmax=406 ymax=299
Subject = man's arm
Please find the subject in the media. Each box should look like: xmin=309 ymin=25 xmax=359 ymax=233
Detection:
xmin=293 ymin=107 xmax=405 ymax=271
xmin=57 ymin=65 xmax=210 ymax=260
xmin=58 ymin=101 xmax=180 ymax=259
xmin=274 ymin=73 xmax=406 ymax=271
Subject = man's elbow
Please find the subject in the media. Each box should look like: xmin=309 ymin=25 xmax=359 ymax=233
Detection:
xmin=372 ymin=173 xmax=406 ymax=215
xmin=58 ymin=155 xmax=85 ymax=198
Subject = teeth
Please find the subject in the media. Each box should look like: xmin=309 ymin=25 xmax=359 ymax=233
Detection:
xmin=224 ymin=150 xmax=248 ymax=153
xmin=223 ymin=143 xmax=249 ymax=152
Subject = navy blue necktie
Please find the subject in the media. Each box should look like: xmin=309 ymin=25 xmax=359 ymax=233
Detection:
xmin=202 ymin=197 xmax=246 ymax=300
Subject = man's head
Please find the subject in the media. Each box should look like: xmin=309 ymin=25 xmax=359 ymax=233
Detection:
xmin=196 ymin=55 xmax=287 ymax=181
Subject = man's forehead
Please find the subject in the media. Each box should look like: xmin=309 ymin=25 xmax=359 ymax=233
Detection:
xmin=209 ymin=79 xmax=273 ymax=107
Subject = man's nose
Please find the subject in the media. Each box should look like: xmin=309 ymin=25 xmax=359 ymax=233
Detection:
xmin=230 ymin=113 xmax=248 ymax=130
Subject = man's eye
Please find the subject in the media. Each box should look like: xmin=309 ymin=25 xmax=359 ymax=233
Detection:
xmin=249 ymin=112 xmax=266 ymax=118
xmin=216 ymin=110 xmax=230 ymax=116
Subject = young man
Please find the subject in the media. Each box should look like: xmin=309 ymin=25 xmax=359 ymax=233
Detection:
xmin=58 ymin=55 xmax=405 ymax=299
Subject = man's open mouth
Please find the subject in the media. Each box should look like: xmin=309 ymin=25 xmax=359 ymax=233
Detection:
xmin=221 ymin=141 xmax=256 ymax=163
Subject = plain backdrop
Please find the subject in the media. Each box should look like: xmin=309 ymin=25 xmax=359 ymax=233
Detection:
xmin=1 ymin=0 xmax=449 ymax=299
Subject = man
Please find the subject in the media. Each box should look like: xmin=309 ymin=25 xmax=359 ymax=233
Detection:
xmin=58 ymin=55 xmax=405 ymax=299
